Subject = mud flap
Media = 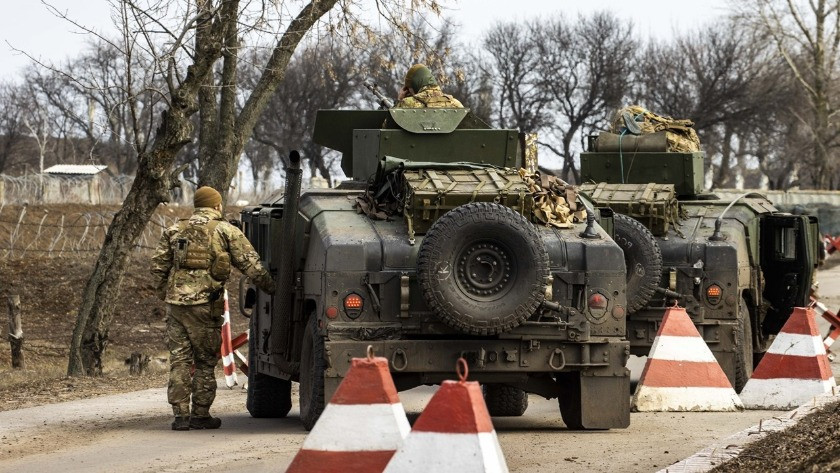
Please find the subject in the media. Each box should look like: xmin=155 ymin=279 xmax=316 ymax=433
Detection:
xmin=557 ymin=372 xmax=630 ymax=429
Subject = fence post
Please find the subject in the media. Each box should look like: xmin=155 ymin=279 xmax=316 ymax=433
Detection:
xmin=7 ymin=295 xmax=24 ymax=369
xmin=128 ymin=352 xmax=149 ymax=375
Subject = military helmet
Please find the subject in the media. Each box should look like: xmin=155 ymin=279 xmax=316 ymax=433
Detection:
xmin=404 ymin=64 xmax=437 ymax=93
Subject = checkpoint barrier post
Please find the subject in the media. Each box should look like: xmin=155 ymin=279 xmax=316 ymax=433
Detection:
xmin=383 ymin=358 xmax=510 ymax=473
xmin=286 ymin=346 xmax=410 ymax=473
xmin=740 ymin=306 xmax=836 ymax=410
xmin=632 ymin=304 xmax=742 ymax=412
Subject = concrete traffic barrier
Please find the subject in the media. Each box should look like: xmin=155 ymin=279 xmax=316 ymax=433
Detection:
xmin=632 ymin=306 xmax=743 ymax=411
xmin=740 ymin=307 xmax=837 ymax=410
xmin=286 ymin=349 xmax=410 ymax=473
xmin=383 ymin=359 xmax=509 ymax=473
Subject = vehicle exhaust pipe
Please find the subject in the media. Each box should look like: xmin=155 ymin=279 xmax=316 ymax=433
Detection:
xmin=271 ymin=150 xmax=302 ymax=356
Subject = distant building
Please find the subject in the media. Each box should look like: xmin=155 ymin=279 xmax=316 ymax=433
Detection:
xmin=42 ymin=164 xmax=111 ymax=204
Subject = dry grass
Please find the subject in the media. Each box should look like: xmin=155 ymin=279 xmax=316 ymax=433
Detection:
xmin=0 ymin=341 xmax=171 ymax=411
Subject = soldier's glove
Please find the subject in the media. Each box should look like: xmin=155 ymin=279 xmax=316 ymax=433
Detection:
xmin=155 ymin=286 xmax=167 ymax=301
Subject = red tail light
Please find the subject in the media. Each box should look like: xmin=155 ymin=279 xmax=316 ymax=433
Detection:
xmin=344 ymin=293 xmax=364 ymax=316
xmin=588 ymin=293 xmax=607 ymax=309
xmin=706 ymin=284 xmax=722 ymax=305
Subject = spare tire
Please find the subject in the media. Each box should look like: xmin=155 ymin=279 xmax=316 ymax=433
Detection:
xmin=613 ymin=213 xmax=662 ymax=313
xmin=417 ymin=202 xmax=549 ymax=335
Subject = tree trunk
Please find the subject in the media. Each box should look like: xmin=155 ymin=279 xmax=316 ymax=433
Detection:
xmin=70 ymin=165 xmax=173 ymax=375
xmin=7 ymin=295 xmax=23 ymax=369
xmin=128 ymin=352 xmax=150 ymax=375
xmin=198 ymin=0 xmax=339 ymax=194
xmin=69 ymin=120 xmax=195 ymax=375
xmin=713 ymin=126 xmax=734 ymax=188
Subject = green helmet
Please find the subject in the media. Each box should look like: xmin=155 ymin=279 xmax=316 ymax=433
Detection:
xmin=404 ymin=64 xmax=437 ymax=92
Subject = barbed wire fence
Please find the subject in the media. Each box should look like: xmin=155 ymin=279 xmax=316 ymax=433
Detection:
xmin=1 ymin=173 xmax=279 ymax=207
xmin=0 ymin=205 xmax=181 ymax=259
xmin=0 ymin=173 xmax=287 ymax=259
xmin=0 ymin=174 xmax=138 ymax=206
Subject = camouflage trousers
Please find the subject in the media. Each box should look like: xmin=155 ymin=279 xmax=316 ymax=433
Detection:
xmin=166 ymin=302 xmax=222 ymax=417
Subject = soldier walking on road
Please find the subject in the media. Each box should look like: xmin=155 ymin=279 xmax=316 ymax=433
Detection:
xmin=152 ymin=186 xmax=274 ymax=431
xmin=395 ymin=63 xmax=464 ymax=109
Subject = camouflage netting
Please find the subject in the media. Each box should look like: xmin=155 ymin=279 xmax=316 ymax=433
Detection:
xmin=610 ymin=105 xmax=701 ymax=153
xmin=354 ymin=166 xmax=587 ymax=228
xmin=520 ymin=169 xmax=587 ymax=228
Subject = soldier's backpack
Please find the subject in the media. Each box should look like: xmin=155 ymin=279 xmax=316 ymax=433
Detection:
xmin=173 ymin=219 xmax=231 ymax=281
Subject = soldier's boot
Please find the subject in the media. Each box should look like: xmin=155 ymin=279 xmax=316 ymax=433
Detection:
xmin=189 ymin=416 xmax=222 ymax=430
xmin=171 ymin=417 xmax=190 ymax=431
xmin=171 ymin=404 xmax=191 ymax=431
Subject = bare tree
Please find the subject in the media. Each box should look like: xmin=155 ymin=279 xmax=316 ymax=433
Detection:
xmin=634 ymin=23 xmax=783 ymax=187
xmin=0 ymin=83 xmax=27 ymax=174
xmin=67 ymin=0 xmax=450 ymax=375
xmin=534 ymin=12 xmax=636 ymax=183
xmin=68 ymin=0 xmax=242 ymax=375
xmin=249 ymin=39 xmax=361 ymax=186
xmin=734 ymin=0 xmax=840 ymax=188
xmin=193 ymin=1 xmax=449 ymax=195
xmin=482 ymin=21 xmax=550 ymax=132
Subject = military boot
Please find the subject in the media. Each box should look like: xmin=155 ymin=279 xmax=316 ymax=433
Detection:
xmin=189 ymin=415 xmax=222 ymax=430
xmin=171 ymin=416 xmax=190 ymax=431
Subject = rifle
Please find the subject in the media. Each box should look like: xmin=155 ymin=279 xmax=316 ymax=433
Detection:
xmin=363 ymin=80 xmax=394 ymax=109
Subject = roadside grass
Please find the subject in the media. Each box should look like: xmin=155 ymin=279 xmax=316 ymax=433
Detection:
xmin=0 ymin=345 xmax=171 ymax=411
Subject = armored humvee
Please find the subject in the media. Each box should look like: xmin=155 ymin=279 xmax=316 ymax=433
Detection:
xmin=579 ymin=130 xmax=823 ymax=391
xmin=239 ymin=108 xmax=631 ymax=430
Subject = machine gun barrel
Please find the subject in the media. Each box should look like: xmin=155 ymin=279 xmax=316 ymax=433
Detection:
xmin=363 ymin=80 xmax=394 ymax=109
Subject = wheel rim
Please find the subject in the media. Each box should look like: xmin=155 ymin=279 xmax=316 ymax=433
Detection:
xmin=456 ymin=240 xmax=516 ymax=301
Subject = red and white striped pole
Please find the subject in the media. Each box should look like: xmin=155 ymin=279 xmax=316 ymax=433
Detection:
xmin=810 ymin=296 xmax=840 ymax=353
xmin=220 ymin=289 xmax=238 ymax=388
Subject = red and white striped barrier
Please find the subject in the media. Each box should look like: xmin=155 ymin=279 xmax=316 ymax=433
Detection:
xmin=825 ymin=234 xmax=840 ymax=256
xmin=740 ymin=307 xmax=836 ymax=410
xmin=286 ymin=350 xmax=410 ymax=473
xmin=810 ymin=296 xmax=840 ymax=353
xmin=220 ymin=289 xmax=237 ymax=388
xmin=383 ymin=359 xmax=509 ymax=473
xmin=632 ymin=306 xmax=743 ymax=412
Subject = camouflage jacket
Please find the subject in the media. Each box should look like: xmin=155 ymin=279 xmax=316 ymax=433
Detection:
xmin=151 ymin=208 xmax=274 ymax=305
xmin=395 ymin=85 xmax=464 ymax=108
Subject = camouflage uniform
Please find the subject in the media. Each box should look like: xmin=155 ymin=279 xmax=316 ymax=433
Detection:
xmin=395 ymin=85 xmax=464 ymax=109
xmin=151 ymin=207 xmax=274 ymax=418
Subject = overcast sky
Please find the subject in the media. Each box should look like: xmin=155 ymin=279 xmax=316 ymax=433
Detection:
xmin=0 ymin=0 xmax=730 ymax=80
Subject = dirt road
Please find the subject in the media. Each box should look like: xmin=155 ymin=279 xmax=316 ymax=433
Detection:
xmin=0 ymin=381 xmax=778 ymax=473
xmin=2 ymin=266 xmax=838 ymax=473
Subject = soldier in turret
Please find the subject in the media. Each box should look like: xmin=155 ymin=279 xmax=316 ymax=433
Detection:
xmin=151 ymin=186 xmax=275 ymax=431
xmin=395 ymin=63 xmax=463 ymax=108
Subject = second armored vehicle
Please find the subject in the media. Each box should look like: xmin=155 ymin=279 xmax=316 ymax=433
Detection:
xmin=579 ymin=114 xmax=822 ymax=391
